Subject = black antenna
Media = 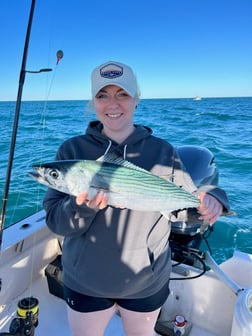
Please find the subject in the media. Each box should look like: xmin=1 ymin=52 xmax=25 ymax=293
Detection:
xmin=0 ymin=0 xmax=51 ymax=249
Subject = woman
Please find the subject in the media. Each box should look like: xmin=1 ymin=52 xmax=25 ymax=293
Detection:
xmin=43 ymin=61 xmax=229 ymax=336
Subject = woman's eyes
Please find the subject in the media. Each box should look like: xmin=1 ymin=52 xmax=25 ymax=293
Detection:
xmin=96 ymin=93 xmax=108 ymax=99
xmin=96 ymin=92 xmax=130 ymax=100
xmin=117 ymin=92 xmax=129 ymax=98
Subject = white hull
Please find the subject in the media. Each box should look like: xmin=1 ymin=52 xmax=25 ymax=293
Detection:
xmin=0 ymin=210 xmax=251 ymax=335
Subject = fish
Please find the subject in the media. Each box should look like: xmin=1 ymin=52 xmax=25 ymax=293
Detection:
xmin=29 ymin=154 xmax=200 ymax=219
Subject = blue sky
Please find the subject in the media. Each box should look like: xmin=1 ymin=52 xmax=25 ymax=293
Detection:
xmin=1 ymin=0 xmax=251 ymax=101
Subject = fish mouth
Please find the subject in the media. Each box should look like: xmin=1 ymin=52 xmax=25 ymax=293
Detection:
xmin=28 ymin=169 xmax=54 ymax=188
xmin=28 ymin=170 xmax=42 ymax=181
xmin=28 ymin=165 xmax=46 ymax=182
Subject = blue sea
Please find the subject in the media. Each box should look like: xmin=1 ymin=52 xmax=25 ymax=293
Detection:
xmin=1 ymin=97 xmax=251 ymax=263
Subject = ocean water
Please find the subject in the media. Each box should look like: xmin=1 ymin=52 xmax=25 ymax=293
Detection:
xmin=1 ymin=97 xmax=251 ymax=263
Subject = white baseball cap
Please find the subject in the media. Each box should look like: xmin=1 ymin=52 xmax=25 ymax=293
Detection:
xmin=91 ymin=61 xmax=139 ymax=98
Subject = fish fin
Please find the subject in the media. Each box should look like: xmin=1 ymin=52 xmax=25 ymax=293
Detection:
xmin=96 ymin=154 xmax=107 ymax=162
xmin=222 ymin=210 xmax=239 ymax=217
xmin=97 ymin=153 xmax=152 ymax=174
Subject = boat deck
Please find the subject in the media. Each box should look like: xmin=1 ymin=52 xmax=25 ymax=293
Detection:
xmin=1 ymin=214 xmax=251 ymax=336
xmin=0 ymin=272 xmax=125 ymax=336
xmin=0 ymin=271 xmax=217 ymax=336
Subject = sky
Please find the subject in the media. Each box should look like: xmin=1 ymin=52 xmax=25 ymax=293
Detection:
xmin=0 ymin=0 xmax=251 ymax=101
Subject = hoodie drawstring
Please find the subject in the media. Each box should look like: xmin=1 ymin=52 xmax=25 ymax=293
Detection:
xmin=122 ymin=144 xmax=127 ymax=160
xmin=103 ymin=141 xmax=128 ymax=160
xmin=103 ymin=140 xmax=112 ymax=156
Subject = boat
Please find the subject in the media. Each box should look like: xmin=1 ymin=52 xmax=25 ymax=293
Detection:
xmin=193 ymin=96 xmax=202 ymax=101
xmin=0 ymin=1 xmax=252 ymax=335
xmin=0 ymin=212 xmax=251 ymax=336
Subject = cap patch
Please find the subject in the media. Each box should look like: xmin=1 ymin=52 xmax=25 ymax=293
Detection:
xmin=100 ymin=63 xmax=123 ymax=79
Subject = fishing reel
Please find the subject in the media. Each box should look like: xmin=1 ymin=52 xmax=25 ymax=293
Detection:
xmin=0 ymin=297 xmax=39 ymax=336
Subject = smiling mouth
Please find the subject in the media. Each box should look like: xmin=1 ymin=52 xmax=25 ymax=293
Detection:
xmin=107 ymin=113 xmax=122 ymax=118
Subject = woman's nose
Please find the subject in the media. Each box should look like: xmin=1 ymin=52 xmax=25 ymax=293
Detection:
xmin=108 ymin=96 xmax=120 ymax=105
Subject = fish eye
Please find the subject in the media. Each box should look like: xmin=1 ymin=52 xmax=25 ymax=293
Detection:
xmin=49 ymin=169 xmax=59 ymax=179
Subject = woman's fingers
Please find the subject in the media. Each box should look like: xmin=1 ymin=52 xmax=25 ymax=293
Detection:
xmin=198 ymin=192 xmax=223 ymax=225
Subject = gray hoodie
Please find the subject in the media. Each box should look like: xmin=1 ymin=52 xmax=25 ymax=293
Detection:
xmin=43 ymin=121 xmax=229 ymax=298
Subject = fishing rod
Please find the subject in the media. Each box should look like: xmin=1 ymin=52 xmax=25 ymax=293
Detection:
xmin=0 ymin=0 xmax=52 ymax=250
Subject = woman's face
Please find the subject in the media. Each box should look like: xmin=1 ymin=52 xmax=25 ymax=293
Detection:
xmin=93 ymin=85 xmax=138 ymax=141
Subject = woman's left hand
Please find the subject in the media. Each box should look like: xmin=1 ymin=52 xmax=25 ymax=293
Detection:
xmin=197 ymin=192 xmax=223 ymax=225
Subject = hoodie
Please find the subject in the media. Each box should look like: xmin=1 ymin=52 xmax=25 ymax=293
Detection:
xmin=43 ymin=121 xmax=229 ymax=298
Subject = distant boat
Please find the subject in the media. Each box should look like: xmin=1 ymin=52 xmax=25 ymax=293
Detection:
xmin=193 ymin=96 xmax=202 ymax=101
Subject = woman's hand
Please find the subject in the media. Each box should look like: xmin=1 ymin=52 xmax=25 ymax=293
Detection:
xmin=76 ymin=192 xmax=108 ymax=210
xmin=197 ymin=192 xmax=223 ymax=225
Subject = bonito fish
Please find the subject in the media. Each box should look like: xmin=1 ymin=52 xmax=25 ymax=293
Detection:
xmin=29 ymin=155 xmax=200 ymax=218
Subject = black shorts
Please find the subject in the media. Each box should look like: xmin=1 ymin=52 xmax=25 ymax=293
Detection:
xmin=64 ymin=282 xmax=170 ymax=313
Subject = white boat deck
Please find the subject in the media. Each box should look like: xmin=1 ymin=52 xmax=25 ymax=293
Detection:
xmin=0 ymin=271 xmax=216 ymax=336
xmin=1 ymin=212 xmax=251 ymax=336
xmin=0 ymin=272 xmax=125 ymax=336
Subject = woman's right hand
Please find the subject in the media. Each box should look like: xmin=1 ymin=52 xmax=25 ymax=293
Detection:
xmin=76 ymin=192 xmax=108 ymax=210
